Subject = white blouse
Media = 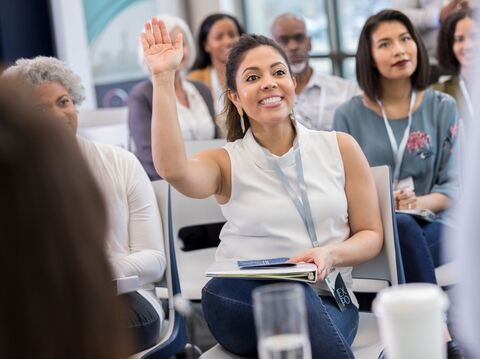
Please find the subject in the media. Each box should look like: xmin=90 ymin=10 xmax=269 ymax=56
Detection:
xmin=77 ymin=137 xmax=166 ymax=286
xmin=177 ymin=81 xmax=216 ymax=140
xmin=217 ymin=123 xmax=357 ymax=306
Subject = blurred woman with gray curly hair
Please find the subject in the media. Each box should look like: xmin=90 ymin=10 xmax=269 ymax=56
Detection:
xmin=4 ymin=56 xmax=167 ymax=353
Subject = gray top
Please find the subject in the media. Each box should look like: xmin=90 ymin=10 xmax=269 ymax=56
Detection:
xmin=388 ymin=118 xmax=409 ymax=146
xmin=333 ymin=89 xmax=459 ymax=199
xmin=128 ymin=79 xmax=217 ymax=180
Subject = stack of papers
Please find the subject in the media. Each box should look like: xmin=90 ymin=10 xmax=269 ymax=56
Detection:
xmin=206 ymin=259 xmax=318 ymax=283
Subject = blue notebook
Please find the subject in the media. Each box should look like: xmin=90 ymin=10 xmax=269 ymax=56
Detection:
xmin=237 ymin=257 xmax=296 ymax=270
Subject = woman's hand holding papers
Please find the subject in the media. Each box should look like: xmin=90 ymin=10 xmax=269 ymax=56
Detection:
xmin=289 ymin=246 xmax=335 ymax=282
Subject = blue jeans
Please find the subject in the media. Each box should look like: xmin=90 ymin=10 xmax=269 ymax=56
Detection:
xmin=202 ymin=278 xmax=359 ymax=359
xmin=395 ymin=213 xmax=445 ymax=284
xmin=122 ymin=292 xmax=160 ymax=353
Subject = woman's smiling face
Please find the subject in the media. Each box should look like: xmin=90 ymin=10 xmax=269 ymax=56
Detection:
xmin=228 ymin=45 xmax=296 ymax=127
xmin=453 ymin=16 xmax=478 ymax=70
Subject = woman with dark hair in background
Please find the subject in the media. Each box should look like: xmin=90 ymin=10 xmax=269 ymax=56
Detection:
xmin=434 ymin=7 xmax=479 ymax=125
xmin=0 ymin=78 xmax=131 ymax=358
xmin=333 ymin=9 xmax=463 ymax=358
xmin=188 ymin=13 xmax=244 ymax=135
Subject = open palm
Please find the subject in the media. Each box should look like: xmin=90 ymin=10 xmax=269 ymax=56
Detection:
xmin=141 ymin=17 xmax=183 ymax=75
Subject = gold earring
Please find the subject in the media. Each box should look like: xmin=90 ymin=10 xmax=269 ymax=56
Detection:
xmin=240 ymin=115 xmax=246 ymax=134
xmin=238 ymin=108 xmax=246 ymax=133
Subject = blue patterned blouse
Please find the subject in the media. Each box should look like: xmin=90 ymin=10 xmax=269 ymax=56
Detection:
xmin=333 ymin=89 xmax=459 ymax=199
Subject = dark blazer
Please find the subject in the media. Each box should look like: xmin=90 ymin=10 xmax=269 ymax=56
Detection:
xmin=128 ymin=79 xmax=216 ymax=180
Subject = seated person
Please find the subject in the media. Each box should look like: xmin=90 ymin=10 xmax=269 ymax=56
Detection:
xmin=0 ymin=77 xmax=131 ymax=358
xmin=130 ymin=14 xmax=219 ymax=181
xmin=391 ymin=0 xmax=470 ymax=83
xmin=141 ymin=17 xmax=383 ymax=358
xmin=433 ymin=7 xmax=478 ymax=125
xmin=4 ymin=57 xmax=166 ymax=352
xmin=270 ymin=13 xmax=361 ymax=130
xmin=333 ymin=10 xmax=463 ymax=358
xmin=188 ymin=13 xmax=245 ymax=135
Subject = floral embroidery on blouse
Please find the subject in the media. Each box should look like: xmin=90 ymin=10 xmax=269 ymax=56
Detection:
xmin=407 ymin=131 xmax=431 ymax=153
xmin=449 ymin=123 xmax=458 ymax=139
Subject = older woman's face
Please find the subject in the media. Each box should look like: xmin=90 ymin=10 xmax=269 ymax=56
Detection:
xmin=35 ymin=81 xmax=78 ymax=133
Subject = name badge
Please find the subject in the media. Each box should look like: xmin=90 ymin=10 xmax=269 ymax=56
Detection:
xmin=325 ymin=269 xmax=352 ymax=312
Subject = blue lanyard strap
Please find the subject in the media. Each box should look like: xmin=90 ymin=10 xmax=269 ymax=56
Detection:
xmin=262 ymin=139 xmax=320 ymax=248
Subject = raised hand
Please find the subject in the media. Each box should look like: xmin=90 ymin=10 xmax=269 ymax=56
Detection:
xmin=141 ymin=17 xmax=184 ymax=76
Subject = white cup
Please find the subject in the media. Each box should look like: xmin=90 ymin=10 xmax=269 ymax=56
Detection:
xmin=373 ymin=283 xmax=449 ymax=359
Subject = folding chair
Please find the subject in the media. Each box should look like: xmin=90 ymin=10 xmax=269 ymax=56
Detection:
xmin=200 ymin=165 xmax=405 ymax=359
xmin=128 ymin=180 xmax=188 ymax=359
xmin=169 ymin=139 xmax=226 ymax=300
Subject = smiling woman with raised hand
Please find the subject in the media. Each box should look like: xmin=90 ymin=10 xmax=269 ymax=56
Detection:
xmin=333 ymin=10 xmax=463 ymax=358
xmin=142 ymin=17 xmax=382 ymax=358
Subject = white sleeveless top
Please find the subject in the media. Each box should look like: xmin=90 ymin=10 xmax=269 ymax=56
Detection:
xmin=217 ymin=122 xmax=357 ymax=305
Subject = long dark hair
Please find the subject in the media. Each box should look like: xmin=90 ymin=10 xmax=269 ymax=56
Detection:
xmin=224 ymin=34 xmax=292 ymax=142
xmin=191 ymin=13 xmax=244 ymax=70
xmin=437 ymin=7 xmax=478 ymax=75
xmin=356 ymin=9 xmax=430 ymax=101
xmin=0 ymin=79 xmax=131 ymax=358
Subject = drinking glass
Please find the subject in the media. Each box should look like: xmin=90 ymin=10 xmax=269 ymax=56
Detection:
xmin=253 ymin=283 xmax=312 ymax=359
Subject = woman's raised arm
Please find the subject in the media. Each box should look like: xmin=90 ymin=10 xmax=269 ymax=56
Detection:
xmin=141 ymin=17 xmax=227 ymax=199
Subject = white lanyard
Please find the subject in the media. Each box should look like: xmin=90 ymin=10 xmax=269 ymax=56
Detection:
xmin=376 ymin=90 xmax=416 ymax=183
xmin=261 ymin=138 xmax=320 ymax=248
xmin=459 ymin=77 xmax=475 ymax=121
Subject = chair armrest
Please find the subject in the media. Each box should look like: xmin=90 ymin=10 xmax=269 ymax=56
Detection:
xmin=156 ymin=287 xmax=169 ymax=299
xmin=435 ymin=262 xmax=457 ymax=287
xmin=114 ymin=275 xmax=140 ymax=295
xmin=352 ymin=278 xmax=390 ymax=293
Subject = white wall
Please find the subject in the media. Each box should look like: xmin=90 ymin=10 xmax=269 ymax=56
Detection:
xmin=49 ymin=0 xmax=187 ymax=110
xmin=187 ymin=0 xmax=244 ymax=38
xmin=50 ymin=0 xmax=96 ymax=110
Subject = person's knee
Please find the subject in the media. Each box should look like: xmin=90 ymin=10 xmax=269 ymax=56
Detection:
xmin=122 ymin=292 xmax=161 ymax=352
xmin=202 ymin=279 xmax=258 ymax=356
xmin=396 ymin=213 xmax=419 ymax=230
xmin=395 ymin=214 xmax=422 ymax=246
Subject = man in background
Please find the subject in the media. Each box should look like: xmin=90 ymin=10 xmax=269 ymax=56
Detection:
xmin=271 ymin=13 xmax=360 ymax=131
